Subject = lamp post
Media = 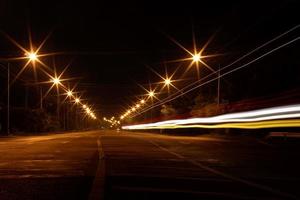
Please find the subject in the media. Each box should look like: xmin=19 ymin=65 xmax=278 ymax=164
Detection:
xmin=1 ymin=50 xmax=39 ymax=135
xmin=217 ymin=65 xmax=221 ymax=107
xmin=0 ymin=62 xmax=10 ymax=135
xmin=51 ymin=77 xmax=61 ymax=126
xmin=75 ymin=98 xmax=80 ymax=130
xmin=7 ymin=63 xmax=10 ymax=135
xmin=66 ymin=91 xmax=73 ymax=130
xmin=148 ymin=90 xmax=155 ymax=122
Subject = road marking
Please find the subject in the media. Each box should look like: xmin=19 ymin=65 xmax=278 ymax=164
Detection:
xmin=89 ymin=136 xmax=106 ymax=200
xmin=256 ymin=139 xmax=273 ymax=147
xmin=146 ymin=139 xmax=298 ymax=200
xmin=123 ymin=131 xmax=230 ymax=142
xmin=0 ymin=169 xmax=85 ymax=179
xmin=109 ymin=173 xmax=232 ymax=182
xmin=112 ymin=186 xmax=259 ymax=200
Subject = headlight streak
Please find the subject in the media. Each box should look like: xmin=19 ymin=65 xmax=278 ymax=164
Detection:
xmin=128 ymin=25 xmax=300 ymax=120
xmin=123 ymin=120 xmax=300 ymax=130
xmin=122 ymin=104 xmax=300 ymax=130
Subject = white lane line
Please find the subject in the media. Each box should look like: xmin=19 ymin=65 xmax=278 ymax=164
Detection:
xmin=0 ymin=172 xmax=84 ymax=179
xmin=89 ymin=136 xmax=106 ymax=200
xmin=146 ymin=139 xmax=298 ymax=200
xmin=112 ymin=186 xmax=259 ymax=200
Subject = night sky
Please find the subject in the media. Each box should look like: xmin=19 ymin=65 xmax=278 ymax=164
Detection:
xmin=0 ymin=0 xmax=299 ymax=116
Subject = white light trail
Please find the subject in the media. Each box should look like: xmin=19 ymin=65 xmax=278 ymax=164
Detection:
xmin=129 ymin=25 xmax=300 ymax=119
xmin=122 ymin=104 xmax=300 ymax=130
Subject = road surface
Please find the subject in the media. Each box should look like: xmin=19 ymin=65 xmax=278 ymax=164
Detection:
xmin=0 ymin=130 xmax=299 ymax=200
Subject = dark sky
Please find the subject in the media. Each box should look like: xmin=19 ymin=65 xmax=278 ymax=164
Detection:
xmin=0 ymin=0 xmax=299 ymax=116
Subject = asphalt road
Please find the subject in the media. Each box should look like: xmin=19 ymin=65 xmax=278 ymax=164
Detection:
xmin=0 ymin=130 xmax=300 ymax=200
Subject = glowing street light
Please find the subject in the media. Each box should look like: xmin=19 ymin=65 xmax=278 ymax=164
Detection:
xmin=131 ymin=107 xmax=136 ymax=112
xmin=82 ymin=104 xmax=87 ymax=109
xmin=140 ymin=99 xmax=145 ymax=104
xmin=75 ymin=98 xmax=80 ymax=103
xmin=164 ymin=78 xmax=171 ymax=86
xmin=148 ymin=91 xmax=155 ymax=97
xmin=67 ymin=90 xmax=73 ymax=97
xmin=52 ymin=77 xmax=61 ymax=85
xmin=192 ymin=54 xmax=201 ymax=62
xmin=90 ymin=113 xmax=96 ymax=119
xmin=26 ymin=52 xmax=38 ymax=62
xmin=136 ymin=104 xmax=140 ymax=108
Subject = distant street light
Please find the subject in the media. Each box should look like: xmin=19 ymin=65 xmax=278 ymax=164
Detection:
xmin=52 ymin=77 xmax=61 ymax=85
xmin=164 ymin=78 xmax=171 ymax=86
xmin=148 ymin=91 xmax=155 ymax=97
xmin=140 ymin=99 xmax=145 ymax=104
xmin=3 ymin=34 xmax=101 ymax=129
xmin=27 ymin=52 xmax=37 ymax=62
xmin=192 ymin=54 xmax=201 ymax=62
xmin=67 ymin=90 xmax=73 ymax=97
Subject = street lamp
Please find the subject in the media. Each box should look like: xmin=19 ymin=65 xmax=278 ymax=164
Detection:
xmin=52 ymin=77 xmax=61 ymax=85
xmin=148 ymin=91 xmax=155 ymax=97
xmin=67 ymin=90 xmax=73 ymax=97
xmin=4 ymin=50 xmax=39 ymax=135
xmin=164 ymin=78 xmax=171 ymax=86
xmin=75 ymin=98 xmax=80 ymax=103
xmin=27 ymin=52 xmax=37 ymax=62
xmin=192 ymin=54 xmax=201 ymax=62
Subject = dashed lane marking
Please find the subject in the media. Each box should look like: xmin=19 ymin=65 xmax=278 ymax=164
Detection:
xmin=144 ymin=138 xmax=298 ymax=200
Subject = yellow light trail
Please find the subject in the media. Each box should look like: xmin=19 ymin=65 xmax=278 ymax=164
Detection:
xmin=122 ymin=104 xmax=300 ymax=130
xmin=123 ymin=119 xmax=300 ymax=130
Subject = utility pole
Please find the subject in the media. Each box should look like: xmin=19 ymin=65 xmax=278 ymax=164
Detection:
xmin=57 ymin=93 xmax=60 ymax=126
xmin=7 ymin=63 xmax=10 ymax=135
xmin=40 ymin=86 xmax=43 ymax=109
xmin=63 ymin=105 xmax=66 ymax=130
xmin=217 ymin=65 xmax=221 ymax=107
xmin=66 ymin=101 xmax=70 ymax=130
xmin=25 ymin=85 xmax=28 ymax=109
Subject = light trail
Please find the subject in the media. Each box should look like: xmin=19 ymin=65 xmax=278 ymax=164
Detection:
xmin=122 ymin=104 xmax=300 ymax=130
xmin=123 ymin=120 xmax=300 ymax=130
xmin=130 ymin=25 xmax=300 ymax=119
xmin=131 ymin=35 xmax=300 ymax=119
